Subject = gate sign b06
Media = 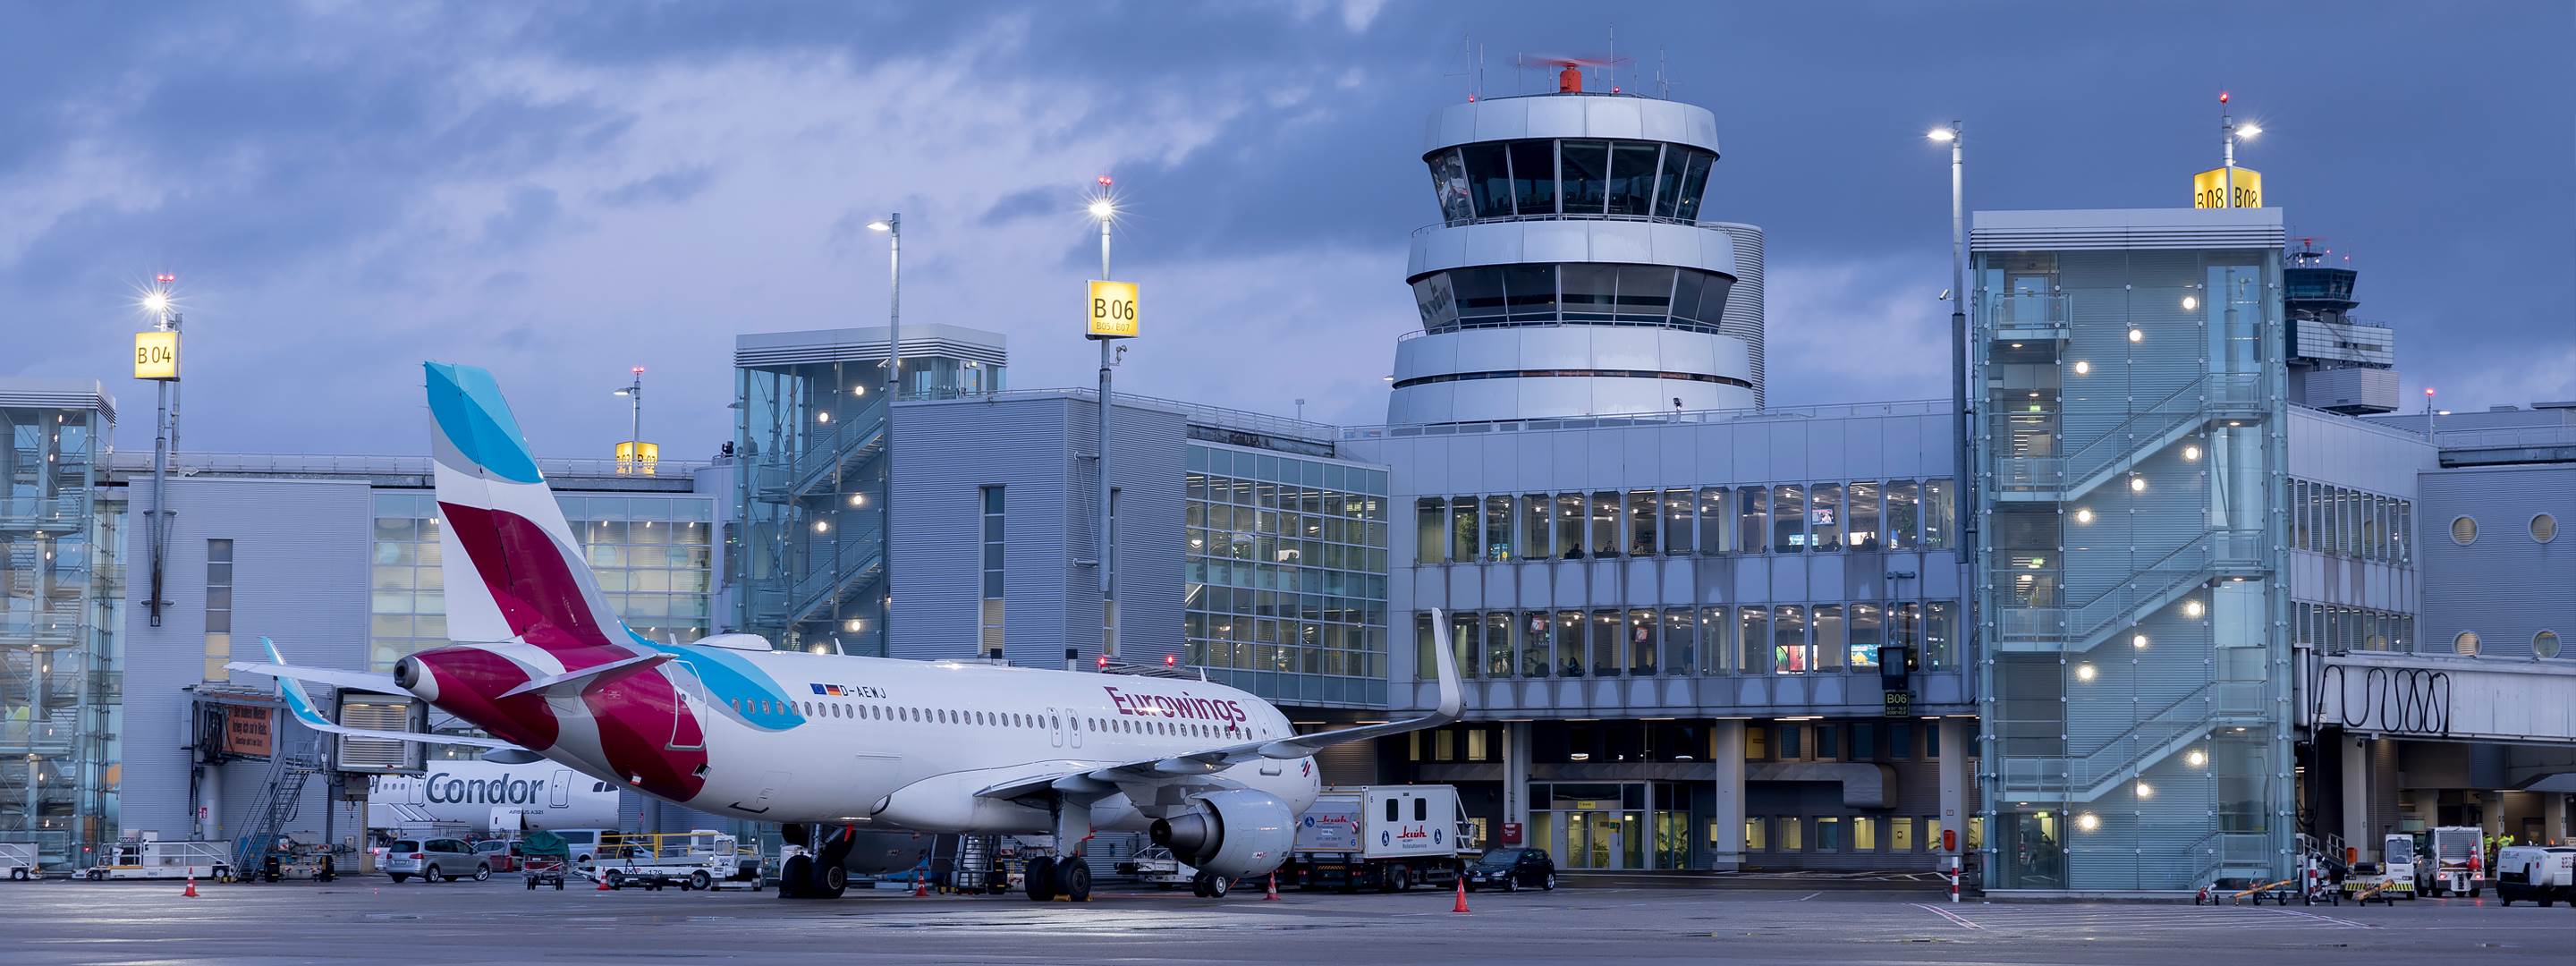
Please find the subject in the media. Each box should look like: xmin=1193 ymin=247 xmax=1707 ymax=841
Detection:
xmin=1087 ymin=280 xmax=1139 ymax=339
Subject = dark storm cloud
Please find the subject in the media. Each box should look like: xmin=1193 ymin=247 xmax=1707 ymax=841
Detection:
xmin=0 ymin=1 xmax=2567 ymax=455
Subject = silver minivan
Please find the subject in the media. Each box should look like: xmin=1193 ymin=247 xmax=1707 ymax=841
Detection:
xmin=386 ymin=837 xmax=488 ymax=883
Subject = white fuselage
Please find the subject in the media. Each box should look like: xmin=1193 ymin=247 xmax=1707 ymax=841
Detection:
xmin=506 ymin=648 xmax=1321 ymax=837
xmin=369 ymin=759 xmax=621 ymax=832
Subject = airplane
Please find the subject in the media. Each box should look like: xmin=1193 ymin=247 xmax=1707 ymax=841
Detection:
xmin=367 ymin=758 xmax=622 ymax=834
xmin=233 ymin=361 xmax=1464 ymax=902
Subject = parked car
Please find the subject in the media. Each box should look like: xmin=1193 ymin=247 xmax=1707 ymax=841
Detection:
xmin=473 ymin=839 xmax=523 ymax=874
xmin=2494 ymin=845 xmax=2576 ymax=907
xmin=547 ymin=828 xmax=617 ymax=865
xmin=1462 ymin=847 xmax=1556 ymax=893
xmin=385 ymin=838 xmax=489 ymax=883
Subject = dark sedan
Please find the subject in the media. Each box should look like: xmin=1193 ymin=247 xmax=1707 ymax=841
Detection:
xmin=1463 ymin=848 xmax=1556 ymax=893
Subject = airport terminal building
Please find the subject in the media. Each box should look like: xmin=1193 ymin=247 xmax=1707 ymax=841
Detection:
xmin=4 ymin=79 xmax=2571 ymax=890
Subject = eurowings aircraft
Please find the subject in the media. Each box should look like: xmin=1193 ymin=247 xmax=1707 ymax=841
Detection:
xmin=233 ymin=362 xmax=1463 ymax=902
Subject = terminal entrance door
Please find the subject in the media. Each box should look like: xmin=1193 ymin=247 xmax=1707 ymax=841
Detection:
xmin=1564 ymin=811 xmax=1631 ymax=869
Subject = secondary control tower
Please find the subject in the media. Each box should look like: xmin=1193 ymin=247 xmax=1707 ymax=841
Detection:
xmin=1389 ymin=67 xmax=1763 ymax=424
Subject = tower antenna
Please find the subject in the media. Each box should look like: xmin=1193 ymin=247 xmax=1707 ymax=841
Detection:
xmin=1655 ymin=47 xmax=1673 ymax=99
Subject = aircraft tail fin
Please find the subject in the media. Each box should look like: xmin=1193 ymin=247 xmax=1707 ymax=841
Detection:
xmin=423 ymin=362 xmax=641 ymax=665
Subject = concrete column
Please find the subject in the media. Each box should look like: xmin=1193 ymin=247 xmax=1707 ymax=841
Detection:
xmin=1710 ymin=719 xmax=1746 ymax=871
xmin=1503 ymin=721 xmax=1530 ymax=837
xmin=1937 ymin=717 xmax=1970 ymax=861
xmin=2544 ymin=793 xmax=2569 ymax=846
xmin=2341 ymin=734 xmax=2370 ymax=860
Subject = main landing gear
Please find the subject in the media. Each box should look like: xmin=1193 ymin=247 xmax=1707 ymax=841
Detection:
xmin=775 ymin=823 xmax=852 ymax=901
xmin=1023 ymin=854 xmax=1094 ymax=902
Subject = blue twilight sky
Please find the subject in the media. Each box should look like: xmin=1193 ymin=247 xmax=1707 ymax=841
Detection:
xmin=3 ymin=2 xmax=2570 ymax=459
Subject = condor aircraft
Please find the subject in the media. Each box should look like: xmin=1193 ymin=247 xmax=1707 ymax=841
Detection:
xmin=234 ymin=362 xmax=1462 ymax=902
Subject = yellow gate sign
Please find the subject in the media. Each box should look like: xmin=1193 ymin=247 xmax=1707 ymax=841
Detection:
xmin=616 ymin=441 xmax=659 ymax=475
xmin=1087 ymin=280 xmax=1139 ymax=339
xmin=2193 ymin=166 xmax=2262 ymax=209
xmin=134 ymin=331 xmax=181 ymax=380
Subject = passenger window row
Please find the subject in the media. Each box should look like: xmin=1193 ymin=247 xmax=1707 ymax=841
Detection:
xmin=725 ymin=696 xmax=1276 ymax=741
xmin=1414 ymin=480 xmax=1958 ymax=565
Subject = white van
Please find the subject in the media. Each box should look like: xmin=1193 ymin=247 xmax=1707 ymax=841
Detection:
xmin=2494 ymin=845 xmax=2576 ymax=907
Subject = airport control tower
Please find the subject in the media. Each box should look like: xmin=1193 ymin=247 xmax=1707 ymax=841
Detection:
xmin=1389 ymin=65 xmax=1764 ymax=424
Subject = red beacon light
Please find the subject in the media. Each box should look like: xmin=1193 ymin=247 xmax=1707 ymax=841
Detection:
xmin=1164 ymin=655 xmax=1178 ymax=667
xmin=2218 ymin=90 xmax=2230 ymax=104
xmin=1096 ymin=174 xmax=1114 ymax=187
xmin=154 ymin=273 xmax=176 ymax=284
xmin=1097 ymin=655 xmax=1110 ymax=668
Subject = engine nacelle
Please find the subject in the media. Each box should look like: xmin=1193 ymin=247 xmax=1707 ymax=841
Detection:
xmin=1148 ymin=789 xmax=1294 ymax=879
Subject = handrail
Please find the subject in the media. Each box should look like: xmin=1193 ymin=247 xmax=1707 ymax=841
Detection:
xmin=1996 ymin=684 xmax=2215 ymax=794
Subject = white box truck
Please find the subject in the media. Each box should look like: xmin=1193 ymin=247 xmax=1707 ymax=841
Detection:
xmin=1282 ymin=785 xmax=1479 ymax=894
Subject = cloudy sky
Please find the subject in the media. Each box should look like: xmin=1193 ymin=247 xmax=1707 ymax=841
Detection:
xmin=4 ymin=2 xmax=2569 ymax=460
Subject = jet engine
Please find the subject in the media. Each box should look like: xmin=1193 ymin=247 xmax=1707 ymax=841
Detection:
xmin=1148 ymin=789 xmax=1294 ymax=880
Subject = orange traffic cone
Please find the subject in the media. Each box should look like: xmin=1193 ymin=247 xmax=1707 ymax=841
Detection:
xmin=913 ymin=874 xmax=928 ymax=898
xmin=596 ymin=873 xmax=612 ymax=892
xmin=1265 ymin=873 xmax=1280 ymax=901
xmin=1451 ymin=876 xmax=1469 ymax=914
xmin=182 ymin=873 xmax=199 ymax=898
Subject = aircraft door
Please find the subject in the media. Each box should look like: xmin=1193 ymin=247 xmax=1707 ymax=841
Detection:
xmin=665 ymin=660 xmax=708 ymax=750
xmin=549 ymin=769 xmax=571 ymax=808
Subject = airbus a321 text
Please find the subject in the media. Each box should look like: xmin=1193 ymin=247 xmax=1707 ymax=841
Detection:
xmin=233 ymin=362 xmax=1465 ymax=902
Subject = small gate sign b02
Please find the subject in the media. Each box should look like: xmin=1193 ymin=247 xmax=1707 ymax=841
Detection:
xmin=1087 ymin=280 xmax=1139 ymax=338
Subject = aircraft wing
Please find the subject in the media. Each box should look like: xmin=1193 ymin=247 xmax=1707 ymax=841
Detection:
xmin=227 ymin=637 xmax=530 ymax=753
xmin=973 ymin=608 xmax=1464 ymax=801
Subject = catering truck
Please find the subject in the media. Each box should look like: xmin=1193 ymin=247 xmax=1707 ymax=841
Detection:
xmin=1280 ymin=785 xmax=1478 ymax=893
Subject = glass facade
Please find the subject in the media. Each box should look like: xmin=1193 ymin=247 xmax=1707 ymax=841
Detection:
xmin=1182 ymin=444 xmax=1390 ymax=708
xmin=1411 ymin=263 xmax=1735 ymax=333
xmin=1973 ymin=235 xmax=2290 ymax=891
xmin=1411 ymin=479 xmax=1953 ymax=563
xmin=1 ymin=398 xmax=122 ymax=870
xmin=369 ymin=492 xmax=716 ymax=671
xmin=736 ymin=351 xmax=1001 ymax=656
xmin=1425 ymin=138 xmax=1715 ymax=224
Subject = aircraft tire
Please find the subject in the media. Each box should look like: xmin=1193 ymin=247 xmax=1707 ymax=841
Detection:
xmin=813 ymin=861 xmax=848 ymax=899
xmin=1059 ymin=860 xmax=1091 ymax=902
xmin=1026 ymin=857 xmax=1058 ymax=902
xmin=777 ymin=855 xmax=810 ymax=900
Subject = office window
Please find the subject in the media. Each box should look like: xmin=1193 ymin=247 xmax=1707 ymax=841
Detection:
xmin=1923 ymin=479 xmax=1954 ymax=550
xmin=1779 ymin=817 xmax=1803 ymax=852
xmin=1627 ymin=609 xmax=1657 ymax=675
xmin=1507 ymin=140 xmax=1556 ymax=214
xmin=1773 ymin=605 xmax=1809 ymax=674
xmin=1851 ymin=723 xmax=1876 ymax=760
xmin=1813 ymin=605 xmax=1846 ymax=672
xmin=1885 ymin=480 xmax=1919 ymax=550
xmin=1810 ymin=483 xmax=1843 ymax=552
xmin=1848 ymin=481 xmax=1880 ymax=551
xmin=1415 ymin=498 xmax=1446 ymax=564
xmin=1814 ymin=724 xmax=1840 ymax=760
xmin=1776 ymin=723 xmax=1801 ymax=759
xmin=1891 ymin=817 xmax=1916 ymax=852
xmin=204 ymin=538 xmax=234 ymax=682
xmin=1483 ymin=496 xmax=1513 ymax=561
xmin=1522 ymin=612 xmax=1555 ymax=677
xmin=1738 ymin=607 xmax=1770 ymax=674
xmin=1451 ymin=496 xmax=1479 ymax=563
xmin=1744 ymin=818 xmax=1768 ymax=852
xmin=1662 ymin=488 xmax=1694 ymax=556
xmin=1589 ymin=610 xmax=1621 ymax=676
xmin=1925 ymin=601 xmax=1958 ymax=669
xmin=1662 ymin=608 xmax=1694 ymax=675
xmin=1745 ymin=723 xmax=1767 ymax=759
xmin=1699 ymin=606 xmax=1731 ymax=674
xmin=1555 ymin=493 xmax=1586 ymax=559
xmin=1484 ymin=612 xmax=1514 ymax=678
xmin=1737 ymin=486 xmax=1768 ymax=555
xmin=1559 ymin=140 xmax=1609 ymax=212
xmin=1589 ymin=492 xmax=1622 ymax=556
xmin=1627 ymin=490 xmax=1659 ymax=555
xmin=1818 ymin=817 xmax=1845 ymax=851
xmin=1697 ymin=487 xmax=1730 ymax=554
xmin=1924 ymin=720 xmax=1940 ymax=758
xmin=1772 ymin=484 xmax=1807 ymax=553
xmin=1451 ymin=612 xmax=1480 ymax=681
xmin=1519 ymin=495 xmax=1554 ymax=560
xmin=1848 ymin=603 xmax=1884 ymax=669
xmin=1888 ymin=722 xmax=1913 ymax=760
xmin=1555 ymin=611 xmax=1585 ymax=677
xmin=1415 ymin=614 xmax=1436 ymax=678
xmin=1853 ymin=817 xmax=1877 ymax=852
xmin=979 ymin=487 xmax=1005 ymax=656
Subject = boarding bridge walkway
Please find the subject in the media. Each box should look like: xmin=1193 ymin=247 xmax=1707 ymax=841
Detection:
xmin=2305 ymin=648 xmax=2576 ymax=744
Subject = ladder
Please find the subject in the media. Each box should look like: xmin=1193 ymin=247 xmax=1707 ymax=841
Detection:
xmin=235 ymin=736 xmax=325 ymax=872
xmin=953 ymin=834 xmax=997 ymax=893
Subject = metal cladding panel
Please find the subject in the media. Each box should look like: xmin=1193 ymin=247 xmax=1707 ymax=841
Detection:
xmin=2415 ymin=465 xmax=2576 ymax=658
xmin=1970 ymin=208 xmax=2284 ymax=253
xmin=1709 ymin=223 xmax=1767 ymax=403
xmin=1408 ymin=220 xmax=1740 ymax=280
xmin=121 ymin=478 xmax=374 ymax=839
xmin=1423 ymin=95 xmax=1718 ymax=156
xmin=2287 ymin=407 xmax=2436 ymax=496
xmin=889 ymin=396 xmax=1190 ymax=668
